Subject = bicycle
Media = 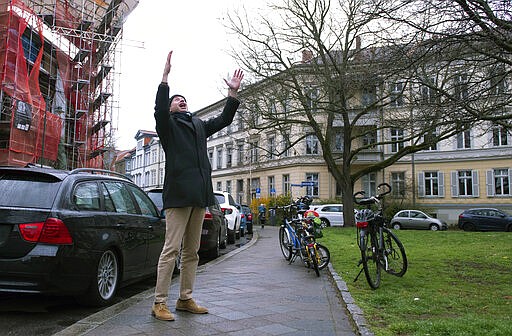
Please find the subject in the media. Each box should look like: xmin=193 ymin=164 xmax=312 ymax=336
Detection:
xmin=276 ymin=197 xmax=330 ymax=277
xmin=353 ymin=183 xmax=407 ymax=289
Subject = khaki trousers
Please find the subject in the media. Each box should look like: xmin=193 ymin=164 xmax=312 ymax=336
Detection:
xmin=154 ymin=206 xmax=205 ymax=304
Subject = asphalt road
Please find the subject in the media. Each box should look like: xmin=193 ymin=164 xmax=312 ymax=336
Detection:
xmin=0 ymin=235 xmax=251 ymax=336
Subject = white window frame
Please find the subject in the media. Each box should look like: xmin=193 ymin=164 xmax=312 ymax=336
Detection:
xmin=418 ymin=171 xmax=445 ymax=197
xmin=486 ymin=168 xmax=512 ymax=196
xmin=451 ymin=170 xmax=479 ymax=197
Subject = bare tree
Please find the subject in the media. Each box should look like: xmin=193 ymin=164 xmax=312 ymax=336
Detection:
xmin=375 ymin=0 xmax=512 ymax=127
xmin=226 ymin=0 xmax=511 ymax=225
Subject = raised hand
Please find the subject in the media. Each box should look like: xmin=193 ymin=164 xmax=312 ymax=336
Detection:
xmin=162 ymin=51 xmax=173 ymax=83
xmin=224 ymin=69 xmax=244 ymax=97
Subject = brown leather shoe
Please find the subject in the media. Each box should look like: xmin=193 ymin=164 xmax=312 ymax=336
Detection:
xmin=152 ymin=302 xmax=175 ymax=321
xmin=176 ymin=298 xmax=208 ymax=314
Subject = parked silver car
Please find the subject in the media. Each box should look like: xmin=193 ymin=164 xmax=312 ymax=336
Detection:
xmin=391 ymin=210 xmax=447 ymax=231
xmin=312 ymin=204 xmax=344 ymax=227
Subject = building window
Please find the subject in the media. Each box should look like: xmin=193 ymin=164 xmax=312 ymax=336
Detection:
xmin=226 ymin=180 xmax=232 ymax=194
xmin=216 ymin=181 xmax=222 ymax=191
xmin=487 ymin=168 xmax=511 ymax=196
xmin=250 ymin=141 xmax=259 ymax=163
xmin=423 ymin=131 xmax=438 ymax=150
xmin=305 ymin=173 xmax=319 ymax=197
xmin=151 ymin=170 xmax=156 ymax=186
xmin=237 ymin=143 xmax=244 ymax=166
xmin=268 ymin=100 xmax=277 ymax=116
xmin=137 ymin=140 xmax=143 ymax=151
xmin=306 ymin=134 xmax=319 ymax=155
xmin=268 ymin=176 xmax=275 ymax=196
xmin=305 ymin=87 xmax=319 ymax=112
xmin=159 ymin=168 xmax=164 ymax=185
xmin=283 ymin=174 xmax=290 ymax=195
xmin=21 ymin=33 xmax=41 ymax=63
xmin=362 ymin=172 xmax=377 ymax=197
xmin=390 ymin=128 xmax=404 ymax=153
xmin=420 ymin=77 xmax=438 ymax=104
xmin=144 ymin=171 xmax=150 ymax=188
xmin=226 ymin=147 xmax=233 ymax=168
xmin=216 ymin=148 xmax=223 ymax=169
xmin=389 ymin=82 xmax=404 ymax=107
xmin=391 ymin=172 xmax=406 ymax=198
xmin=333 ymin=130 xmax=343 ymax=152
xmin=208 ymin=149 xmax=214 ymax=165
xmin=418 ymin=171 xmax=444 ymax=197
xmin=268 ymin=136 xmax=276 ymax=160
xmin=361 ymin=86 xmax=376 ymax=106
xmin=451 ymin=170 xmax=479 ymax=197
xmin=456 ymin=128 xmax=471 ymax=149
xmin=489 ymin=65 xmax=507 ymax=95
xmin=363 ymin=128 xmax=377 ymax=149
xmin=281 ymin=132 xmax=291 ymax=157
xmin=454 ymin=74 xmax=469 ymax=100
xmin=492 ymin=126 xmax=509 ymax=147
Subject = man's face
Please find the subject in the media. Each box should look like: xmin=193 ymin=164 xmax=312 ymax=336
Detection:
xmin=170 ymin=95 xmax=188 ymax=113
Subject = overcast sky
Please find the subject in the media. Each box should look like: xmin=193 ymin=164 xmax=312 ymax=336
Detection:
xmin=116 ymin=1 xmax=254 ymax=149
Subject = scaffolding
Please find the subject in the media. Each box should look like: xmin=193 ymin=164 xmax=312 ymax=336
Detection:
xmin=0 ymin=0 xmax=138 ymax=168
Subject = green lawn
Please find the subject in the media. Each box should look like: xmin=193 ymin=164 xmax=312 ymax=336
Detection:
xmin=320 ymin=227 xmax=512 ymax=336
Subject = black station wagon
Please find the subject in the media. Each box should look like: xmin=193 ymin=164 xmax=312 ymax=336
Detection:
xmin=0 ymin=166 xmax=165 ymax=306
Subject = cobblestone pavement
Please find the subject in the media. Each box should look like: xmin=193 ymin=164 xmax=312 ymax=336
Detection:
xmin=55 ymin=226 xmax=369 ymax=336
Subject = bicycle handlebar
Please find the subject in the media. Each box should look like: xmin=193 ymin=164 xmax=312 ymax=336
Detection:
xmin=353 ymin=182 xmax=392 ymax=205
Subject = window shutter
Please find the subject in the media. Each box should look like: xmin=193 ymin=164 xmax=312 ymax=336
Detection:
xmin=472 ymin=170 xmax=479 ymax=197
xmin=509 ymin=169 xmax=512 ymax=196
xmin=486 ymin=170 xmax=494 ymax=196
xmin=438 ymin=172 xmax=445 ymax=197
xmin=418 ymin=172 xmax=425 ymax=197
xmin=451 ymin=171 xmax=458 ymax=197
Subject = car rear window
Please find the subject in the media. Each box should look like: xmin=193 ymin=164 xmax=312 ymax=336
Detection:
xmin=0 ymin=174 xmax=61 ymax=208
xmin=147 ymin=191 xmax=163 ymax=209
xmin=214 ymin=194 xmax=226 ymax=204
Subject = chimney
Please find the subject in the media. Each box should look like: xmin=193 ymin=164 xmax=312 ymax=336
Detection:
xmin=302 ymin=49 xmax=313 ymax=63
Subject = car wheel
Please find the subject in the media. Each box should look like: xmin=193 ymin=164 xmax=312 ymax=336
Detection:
xmin=207 ymin=232 xmax=221 ymax=258
xmin=227 ymin=228 xmax=235 ymax=244
xmin=392 ymin=223 xmax=401 ymax=230
xmin=430 ymin=224 xmax=440 ymax=231
xmin=78 ymin=249 xmax=119 ymax=307
xmin=320 ymin=218 xmax=330 ymax=228
xmin=220 ymin=228 xmax=227 ymax=249
xmin=462 ymin=222 xmax=476 ymax=231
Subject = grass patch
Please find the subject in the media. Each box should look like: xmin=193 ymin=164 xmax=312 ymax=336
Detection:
xmin=320 ymin=227 xmax=512 ymax=336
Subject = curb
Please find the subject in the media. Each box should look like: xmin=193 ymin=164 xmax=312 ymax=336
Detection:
xmin=327 ymin=263 xmax=374 ymax=336
xmin=53 ymin=232 xmax=260 ymax=336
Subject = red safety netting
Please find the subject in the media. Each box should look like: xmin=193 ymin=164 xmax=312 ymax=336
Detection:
xmin=0 ymin=0 xmax=62 ymax=165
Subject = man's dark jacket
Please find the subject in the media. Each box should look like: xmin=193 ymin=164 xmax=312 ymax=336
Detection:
xmin=154 ymin=83 xmax=240 ymax=209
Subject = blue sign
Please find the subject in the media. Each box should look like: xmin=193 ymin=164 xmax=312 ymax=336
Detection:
xmin=300 ymin=181 xmax=315 ymax=187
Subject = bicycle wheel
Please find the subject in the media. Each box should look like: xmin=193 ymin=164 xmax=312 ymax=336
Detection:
xmin=382 ymin=227 xmax=408 ymax=277
xmin=279 ymin=226 xmax=292 ymax=261
xmin=315 ymin=243 xmax=330 ymax=270
xmin=359 ymin=229 xmax=381 ymax=289
xmin=308 ymin=245 xmax=320 ymax=277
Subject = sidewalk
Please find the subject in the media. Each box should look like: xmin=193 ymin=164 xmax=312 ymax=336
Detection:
xmin=54 ymin=226 xmax=371 ymax=336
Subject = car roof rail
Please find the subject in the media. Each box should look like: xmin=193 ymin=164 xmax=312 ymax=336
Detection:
xmin=69 ymin=168 xmax=132 ymax=181
xmin=25 ymin=163 xmax=55 ymax=169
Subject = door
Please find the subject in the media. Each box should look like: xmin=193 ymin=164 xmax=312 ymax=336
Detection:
xmin=101 ymin=181 xmax=148 ymax=279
